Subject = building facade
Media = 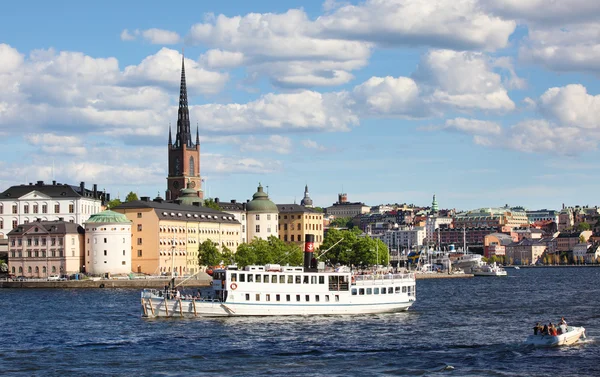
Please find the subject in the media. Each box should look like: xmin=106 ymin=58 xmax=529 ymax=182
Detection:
xmin=380 ymin=226 xmax=426 ymax=253
xmin=0 ymin=181 xmax=107 ymax=239
xmin=454 ymin=206 xmax=529 ymax=232
xmin=113 ymin=197 xmax=241 ymax=276
xmin=277 ymin=204 xmax=324 ymax=248
xmin=425 ymin=215 xmax=453 ymax=245
xmin=245 ymin=184 xmax=279 ymax=242
xmin=325 ymin=193 xmax=370 ymax=218
xmin=84 ymin=210 xmax=132 ymax=275
xmin=166 ymin=56 xmax=202 ymax=201
xmin=505 ymin=238 xmax=547 ymax=265
xmin=8 ymin=220 xmax=84 ymax=278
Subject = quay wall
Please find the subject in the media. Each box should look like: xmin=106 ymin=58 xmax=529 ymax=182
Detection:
xmin=0 ymin=276 xmax=212 ymax=289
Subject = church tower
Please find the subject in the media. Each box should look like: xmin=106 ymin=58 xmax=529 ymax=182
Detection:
xmin=166 ymin=55 xmax=202 ymax=201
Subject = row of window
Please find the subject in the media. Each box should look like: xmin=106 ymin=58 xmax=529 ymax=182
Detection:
xmin=281 ymin=234 xmax=323 ymax=242
xmin=86 ymin=250 xmax=127 ymax=257
xmin=254 ymin=214 xmax=277 ymax=221
xmin=10 ymin=250 xmax=64 ymax=258
xmin=88 ymin=237 xmax=127 ymax=244
xmin=281 ymin=215 xmax=323 ymax=220
xmin=244 ymin=293 xmax=340 ymax=302
xmin=11 ymin=238 xmax=64 ymax=247
xmin=281 ymin=223 xmax=323 ymax=231
xmin=1 ymin=204 xmax=75 ymax=215
xmin=11 ymin=265 xmax=60 ymax=274
xmin=231 ymin=273 xmax=348 ymax=285
xmin=351 ymin=286 xmax=414 ymax=295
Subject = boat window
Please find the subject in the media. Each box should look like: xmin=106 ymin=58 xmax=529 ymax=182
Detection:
xmin=395 ymin=286 xmax=401 ymax=293
xmin=352 ymin=288 xmax=357 ymax=295
xmin=335 ymin=295 xmax=339 ymax=302
xmin=276 ymin=294 xmax=281 ymax=302
xmin=359 ymin=288 xmax=365 ymax=295
xmin=287 ymin=275 xmax=293 ymax=284
xmin=256 ymin=274 xmax=262 ymax=283
xmin=256 ymin=294 xmax=260 ymax=301
xmin=266 ymin=294 xmax=271 ymax=302
xmin=245 ymin=294 xmax=250 ymax=301
xmin=311 ymin=276 xmax=317 ymax=284
xmin=381 ymin=287 xmax=386 ymax=295
xmin=367 ymin=288 xmax=372 ymax=295
xmin=319 ymin=276 xmax=325 ymax=284
xmin=239 ymin=273 xmax=245 ymax=282
xmin=279 ymin=275 xmax=285 ymax=284
xmin=325 ymin=295 xmax=330 ymax=302
xmin=231 ymin=273 xmax=237 ymax=282
xmin=247 ymin=274 xmax=254 ymax=283
xmin=303 ymin=276 xmax=309 ymax=284
xmin=296 ymin=295 xmax=301 ymax=302
xmin=374 ymin=288 xmax=379 ymax=295
xmin=286 ymin=294 xmax=291 ymax=302
xmin=315 ymin=295 xmax=320 ymax=302
xmin=305 ymin=295 xmax=310 ymax=302
xmin=295 ymin=275 xmax=301 ymax=284
xmin=388 ymin=287 xmax=393 ymax=294
xmin=264 ymin=274 xmax=269 ymax=283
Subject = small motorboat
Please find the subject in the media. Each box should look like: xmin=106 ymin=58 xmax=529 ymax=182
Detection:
xmin=524 ymin=326 xmax=586 ymax=347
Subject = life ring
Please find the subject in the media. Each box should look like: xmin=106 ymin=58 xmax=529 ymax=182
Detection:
xmin=99 ymin=283 xmax=105 ymax=288
xmin=230 ymin=283 xmax=238 ymax=290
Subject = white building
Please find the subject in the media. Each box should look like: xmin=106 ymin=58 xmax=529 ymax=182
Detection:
xmin=214 ymin=199 xmax=247 ymax=244
xmin=84 ymin=210 xmax=132 ymax=275
xmin=380 ymin=226 xmax=426 ymax=253
xmin=573 ymin=243 xmax=591 ymax=263
xmin=0 ymin=181 xmax=108 ymax=239
xmin=425 ymin=216 xmax=453 ymax=245
xmin=246 ymin=184 xmax=279 ymax=241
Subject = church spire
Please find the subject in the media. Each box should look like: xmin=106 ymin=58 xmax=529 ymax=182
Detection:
xmin=196 ymin=123 xmax=200 ymax=146
xmin=175 ymin=53 xmax=192 ymax=148
xmin=168 ymin=122 xmax=172 ymax=145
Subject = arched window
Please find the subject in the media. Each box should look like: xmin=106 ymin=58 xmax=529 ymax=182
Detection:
xmin=189 ymin=156 xmax=195 ymax=176
xmin=18 ymin=267 xmax=22 ymax=273
xmin=42 ymin=266 xmax=47 ymax=274
xmin=27 ymin=266 xmax=32 ymax=273
xmin=35 ymin=266 xmax=39 ymax=273
xmin=52 ymin=266 xmax=56 ymax=273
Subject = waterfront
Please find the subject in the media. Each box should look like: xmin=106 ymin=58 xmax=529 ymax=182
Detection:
xmin=1 ymin=267 xmax=599 ymax=376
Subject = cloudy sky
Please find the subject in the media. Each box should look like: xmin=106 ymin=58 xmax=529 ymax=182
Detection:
xmin=1 ymin=0 xmax=599 ymax=211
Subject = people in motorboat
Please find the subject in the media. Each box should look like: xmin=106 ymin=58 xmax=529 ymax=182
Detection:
xmin=559 ymin=317 xmax=567 ymax=326
xmin=533 ymin=322 xmax=541 ymax=335
xmin=542 ymin=324 xmax=549 ymax=335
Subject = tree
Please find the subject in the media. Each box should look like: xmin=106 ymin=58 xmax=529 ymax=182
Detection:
xmin=198 ymin=240 xmax=222 ymax=267
xmin=329 ymin=217 xmax=353 ymax=228
xmin=125 ymin=191 xmax=139 ymax=202
xmin=318 ymin=228 xmax=389 ymax=267
xmin=313 ymin=207 xmax=324 ymax=213
xmin=221 ymin=245 xmax=235 ymax=266
xmin=577 ymin=222 xmax=591 ymax=231
xmin=107 ymin=198 xmax=122 ymax=209
xmin=234 ymin=236 xmax=302 ymax=267
xmin=204 ymin=198 xmax=221 ymax=211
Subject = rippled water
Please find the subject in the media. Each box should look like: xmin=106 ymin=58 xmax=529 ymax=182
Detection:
xmin=1 ymin=267 xmax=599 ymax=376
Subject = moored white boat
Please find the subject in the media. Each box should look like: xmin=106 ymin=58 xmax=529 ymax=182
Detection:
xmin=472 ymin=262 xmax=507 ymax=277
xmin=524 ymin=326 xmax=586 ymax=347
xmin=140 ymin=235 xmax=416 ymax=317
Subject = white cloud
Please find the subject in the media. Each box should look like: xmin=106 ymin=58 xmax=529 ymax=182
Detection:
xmin=438 ymin=118 xmax=502 ymax=135
xmin=414 ymin=50 xmax=515 ymax=111
xmin=187 ymin=9 xmax=371 ymax=87
xmin=316 ymin=0 xmax=516 ymax=51
xmin=141 ymin=28 xmax=181 ymax=45
xmin=24 ymin=133 xmax=87 ymax=156
xmin=480 ymin=0 xmax=600 ymax=25
xmin=351 ymin=76 xmax=428 ymax=117
xmin=203 ymin=153 xmax=283 ymax=174
xmin=537 ymin=84 xmax=600 ymax=129
xmin=302 ymin=139 xmax=328 ymax=151
xmin=240 ymin=135 xmax=293 ymax=154
xmin=507 ymin=119 xmax=596 ymax=154
xmin=120 ymin=29 xmax=138 ymax=41
xmin=199 ymin=49 xmax=245 ymax=69
xmin=0 ymin=44 xmax=24 ymax=74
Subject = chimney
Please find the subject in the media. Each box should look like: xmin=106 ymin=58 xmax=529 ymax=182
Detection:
xmin=231 ymin=199 xmax=237 ymax=204
xmin=304 ymin=234 xmax=316 ymax=272
xmin=37 ymin=180 xmax=44 ymax=186
xmin=174 ymin=199 xmax=182 ymax=205
xmin=140 ymin=196 xmax=150 ymax=202
xmin=215 ymin=198 xmax=220 ymax=203
xmin=52 ymin=180 xmax=56 ymax=185
xmin=93 ymin=184 xmax=97 ymax=198
xmin=106 ymin=193 xmax=110 ymax=202
xmin=80 ymin=182 xmax=85 ymax=195
xmin=29 ymin=182 xmax=33 ymax=186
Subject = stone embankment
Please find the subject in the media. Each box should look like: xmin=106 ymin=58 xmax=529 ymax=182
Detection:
xmin=0 ymin=275 xmax=212 ymax=289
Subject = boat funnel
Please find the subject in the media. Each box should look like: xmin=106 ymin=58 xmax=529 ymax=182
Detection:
xmin=304 ymin=234 xmax=316 ymax=271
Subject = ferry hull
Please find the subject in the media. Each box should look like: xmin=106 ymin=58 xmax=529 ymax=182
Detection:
xmin=141 ymin=296 xmax=415 ymax=317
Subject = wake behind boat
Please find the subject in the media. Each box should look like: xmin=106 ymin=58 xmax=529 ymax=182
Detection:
xmin=140 ymin=235 xmax=416 ymax=317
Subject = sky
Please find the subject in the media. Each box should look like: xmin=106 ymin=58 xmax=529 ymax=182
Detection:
xmin=1 ymin=0 xmax=600 ymax=212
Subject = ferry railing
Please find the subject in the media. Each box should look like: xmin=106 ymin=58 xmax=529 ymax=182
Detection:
xmin=353 ymin=273 xmax=414 ymax=285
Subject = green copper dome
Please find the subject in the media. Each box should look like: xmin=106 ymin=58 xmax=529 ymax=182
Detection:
xmin=246 ymin=183 xmax=278 ymax=213
xmin=86 ymin=210 xmax=131 ymax=223
xmin=178 ymin=181 xmax=203 ymax=206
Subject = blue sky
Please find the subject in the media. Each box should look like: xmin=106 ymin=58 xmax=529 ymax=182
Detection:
xmin=1 ymin=0 xmax=600 ymax=211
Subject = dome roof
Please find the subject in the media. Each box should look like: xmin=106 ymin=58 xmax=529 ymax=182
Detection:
xmin=246 ymin=183 xmax=278 ymax=213
xmin=86 ymin=210 xmax=130 ymax=224
xmin=178 ymin=181 xmax=203 ymax=206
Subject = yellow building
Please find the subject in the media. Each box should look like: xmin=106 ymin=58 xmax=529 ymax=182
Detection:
xmin=277 ymin=204 xmax=324 ymax=249
xmin=113 ymin=197 xmax=241 ymax=276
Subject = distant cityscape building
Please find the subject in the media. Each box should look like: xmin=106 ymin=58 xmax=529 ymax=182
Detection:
xmin=246 ymin=184 xmax=279 ymax=241
xmin=431 ymin=194 xmax=439 ymax=214
xmin=325 ymin=193 xmax=370 ymax=218
xmin=526 ymin=209 xmax=559 ymax=224
xmin=215 ymin=199 xmax=247 ymax=244
xmin=425 ymin=215 xmax=453 ymax=245
xmin=454 ymin=206 xmax=529 ymax=232
xmin=0 ymin=181 xmax=107 ymax=239
xmin=378 ymin=226 xmax=426 ymax=252
xmin=84 ymin=210 xmax=132 ymax=275
xmin=8 ymin=220 xmax=84 ymax=278
xmin=300 ymin=185 xmax=313 ymax=208
xmin=166 ymin=55 xmax=202 ymax=201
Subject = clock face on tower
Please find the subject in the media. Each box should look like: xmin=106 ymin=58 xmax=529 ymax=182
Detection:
xmin=190 ymin=181 xmax=196 ymax=188
xmin=174 ymin=157 xmax=181 ymax=175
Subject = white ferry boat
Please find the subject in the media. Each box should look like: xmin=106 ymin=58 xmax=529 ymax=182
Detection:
xmin=141 ymin=265 xmax=416 ymax=317
xmin=472 ymin=262 xmax=507 ymax=277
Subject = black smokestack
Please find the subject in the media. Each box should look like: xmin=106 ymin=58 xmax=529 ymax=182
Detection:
xmin=304 ymin=234 xmax=315 ymax=271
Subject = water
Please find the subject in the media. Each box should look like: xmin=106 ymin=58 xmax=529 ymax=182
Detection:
xmin=1 ymin=268 xmax=599 ymax=376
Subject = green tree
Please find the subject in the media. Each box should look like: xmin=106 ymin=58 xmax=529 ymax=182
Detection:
xmin=204 ymin=198 xmax=221 ymax=211
xmin=221 ymin=245 xmax=235 ymax=266
xmin=125 ymin=191 xmax=139 ymax=202
xmin=577 ymin=222 xmax=591 ymax=231
xmin=329 ymin=217 xmax=353 ymax=228
xmin=198 ymin=240 xmax=222 ymax=267
xmin=313 ymin=207 xmax=324 ymax=213
xmin=233 ymin=236 xmax=302 ymax=267
xmin=317 ymin=229 xmax=389 ymax=266
xmin=579 ymin=235 xmax=586 ymax=243
xmin=489 ymin=255 xmax=498 ymax=264
xmin=107 ymin=198 xmax=122 ymax=209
